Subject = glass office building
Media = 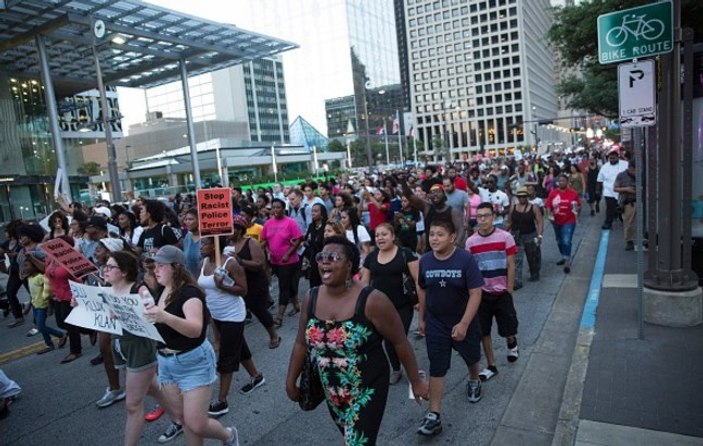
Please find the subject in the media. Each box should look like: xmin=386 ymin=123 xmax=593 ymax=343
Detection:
xmin=223 ymin=0 xmax=404 ymax=151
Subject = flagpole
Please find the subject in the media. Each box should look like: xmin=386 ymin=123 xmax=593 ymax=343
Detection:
xmin=384 ymin=119 xmax=390 ymax=165
xmin=396 ymin=110 xmax=404 ymax=166
xmin=413 ymin=132 xmax=418 ymax=166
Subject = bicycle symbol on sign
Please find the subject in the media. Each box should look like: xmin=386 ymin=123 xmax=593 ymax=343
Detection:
xmin=606 ymin=14 xmax=665 ymax=47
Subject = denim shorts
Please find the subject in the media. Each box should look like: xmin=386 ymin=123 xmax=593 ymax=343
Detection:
xmin=157 ymin=340 xmax=217 ymax=393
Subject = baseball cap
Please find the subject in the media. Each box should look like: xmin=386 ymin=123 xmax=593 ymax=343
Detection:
xmin=99 ymin=237 xmax=125 ymax=253
xmin=429 ymin=184 xmax=444 ymax=192
xmin=93 ymin=206 xmax=112 ymax=219
xmin=152 ymin=245 xmax=186 ymax=265
xmin=86 ymin=216 xmax=108 ymax=230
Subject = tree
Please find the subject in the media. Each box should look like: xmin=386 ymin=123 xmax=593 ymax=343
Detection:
xmin=327 ymin=139 xmax=345 ymax=152
xmin=77 ymin=161 xmax=101 ymax=176
xmin=548 ymin=0 xmax=703 ymax=118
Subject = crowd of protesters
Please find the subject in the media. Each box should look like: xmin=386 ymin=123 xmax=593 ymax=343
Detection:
xmin=0 ymin=143 xmax=635 ymax=444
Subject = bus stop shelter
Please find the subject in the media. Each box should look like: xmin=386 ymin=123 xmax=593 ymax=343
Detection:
xmin=0 ymin=0 xmax=297 ymax=202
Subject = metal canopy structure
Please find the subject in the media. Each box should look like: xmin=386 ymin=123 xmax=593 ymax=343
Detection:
xmin=0 ymin=0 xmax=298 ymax=94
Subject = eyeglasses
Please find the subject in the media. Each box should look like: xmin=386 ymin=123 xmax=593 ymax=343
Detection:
xmin=103 ymin=264 xmax=120 ymax=272
xmin=315 ymin=251 xmax=343 ymax=263
xmin=476 ymin=213 xmax=493 ymax=219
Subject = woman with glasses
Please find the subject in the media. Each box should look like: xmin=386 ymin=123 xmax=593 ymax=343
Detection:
xmin=143 ymin=245 xmax=239 ymax=446
xmin=359 ymin=223 xmax=420 ymax=385
xmin=101 ymin=250 xmax=163 ymax=446
xmin=43 ymin=211 xmax=69 ymax=241
xmin=286 ymin=236 xmax=428 ymax=445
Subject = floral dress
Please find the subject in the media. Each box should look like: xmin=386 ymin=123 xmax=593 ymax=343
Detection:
xmin=305 ymin=287 xmax=389 ymax=446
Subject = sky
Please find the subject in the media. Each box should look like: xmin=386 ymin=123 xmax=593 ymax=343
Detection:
xmin=118 ymin=0 xmax=348 ymax=136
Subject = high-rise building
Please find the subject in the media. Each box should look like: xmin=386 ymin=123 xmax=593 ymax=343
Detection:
xmin=145 ymin=56 xmax=289 ymax=144
xmin=213 ymin=0 xmax=403 ymax=144
xmin=404 ymin=0 xmax=558 ymax=160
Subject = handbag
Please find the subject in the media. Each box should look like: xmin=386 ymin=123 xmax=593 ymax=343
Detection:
xmin=400 ymin=249 xmax=419 ymax=306
xmin=298 ymin=350 xmax=324 ymax=411
xmin=298 ymin=287 xmax=324 ymax=411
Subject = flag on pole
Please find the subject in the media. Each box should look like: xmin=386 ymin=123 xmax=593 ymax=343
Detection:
xmin=376 ymin=126 xmax=385 ymax=135
xmin=407 ymin=125 xmax=414 ymax=138
xmin=392 ymin=118 xmax=400 ymax=134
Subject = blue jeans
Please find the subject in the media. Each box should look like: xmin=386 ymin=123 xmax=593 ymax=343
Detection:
xmin=33 ymin=307 xmax=65 ymax=348
xmin=551 ymin=222 xmax=576 ymax=261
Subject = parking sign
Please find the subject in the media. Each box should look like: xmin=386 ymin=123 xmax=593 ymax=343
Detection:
xmin=618 ymin=60 xmax=656 ymax=127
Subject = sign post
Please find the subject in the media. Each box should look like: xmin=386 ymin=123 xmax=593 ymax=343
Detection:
xmin=597 ymin=1 xmax=673 ymax=64
xmin=618 ymin=60 xmax=656 ymax=127
xmin=196 ymin=187 xmax=233 ymax=264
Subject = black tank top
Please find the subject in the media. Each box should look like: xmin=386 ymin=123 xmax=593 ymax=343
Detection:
xmin=237 ymin=238 xmax=268 ymax=299
xmin=510 ymin=204 xmax=537 ymax=235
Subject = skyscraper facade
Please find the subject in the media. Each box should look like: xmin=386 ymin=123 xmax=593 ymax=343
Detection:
xmin=404 ymin=0 xmax=557 ymax=160
xmin=145 ymin=56 xmax=289 ymax=144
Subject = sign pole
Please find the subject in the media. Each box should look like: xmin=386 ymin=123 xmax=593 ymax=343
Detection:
xmin=635 ymin=127 xmax=644 ymax=340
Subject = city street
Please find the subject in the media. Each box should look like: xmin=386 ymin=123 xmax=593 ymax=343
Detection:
xmin=1 ymin=217 xmax=597 ymax=446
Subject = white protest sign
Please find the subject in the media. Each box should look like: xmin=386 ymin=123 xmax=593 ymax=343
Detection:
xmin=66 ymin=282 xmax=164 ymax=342
xmin=101 ymin=291 xmax=164 ymax=343
xmin=65 ymin=281 xmax=121 ymax=335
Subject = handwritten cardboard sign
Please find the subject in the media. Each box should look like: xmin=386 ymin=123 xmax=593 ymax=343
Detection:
xmin=197 ymin=188 xmax=233 ymax=237
xmin=65 ymin=281 xmax=164 ymax=343
xmin=42 ymin=238 xmax=97 ymax=279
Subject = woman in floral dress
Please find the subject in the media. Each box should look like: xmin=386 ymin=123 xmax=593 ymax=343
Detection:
xmin=286 ymin=236 xmax=429 ymax=445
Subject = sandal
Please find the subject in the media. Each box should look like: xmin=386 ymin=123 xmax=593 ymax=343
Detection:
xmin=273 ymin=316 xmax=283 ymax=327
xmin=269 ymin=336 xmax=282 ymax=349
xmin=60 ymin=352 xmax=81 ymax=364
xmin=287 ymin=307 xmax=300 ymax=317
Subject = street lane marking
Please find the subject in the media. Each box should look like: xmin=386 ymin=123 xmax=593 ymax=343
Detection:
xmin=580 ymin=230 xmax=610 ymax=329
xmin=0 ymin=341 xmax=45 ymax=365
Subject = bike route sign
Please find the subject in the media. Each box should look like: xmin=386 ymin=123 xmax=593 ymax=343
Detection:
xmin=598 ymin=1 xmax=673 ymax=64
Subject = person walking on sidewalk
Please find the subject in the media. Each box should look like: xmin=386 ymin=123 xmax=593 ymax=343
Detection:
xmin=596 ymin=149 xmax=628 ymax=230
xmin=416 ymin=218 xmax=485 ymax=436
xmin=545 ymin=174 xmax=581 ymax=274
xmin=465 ymin=203 xmax=519 ymax=383
xmin=614 ymin=160 xmax=637 ymax=251
xmin=505 ymin=187 xmax=544 ymax=286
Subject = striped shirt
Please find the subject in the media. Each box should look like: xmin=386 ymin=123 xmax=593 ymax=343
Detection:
xmin=464 ymin=228 xmax=517 ymax=294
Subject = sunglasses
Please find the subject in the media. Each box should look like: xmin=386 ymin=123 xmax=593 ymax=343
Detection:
xmin=315 ymin=251 xmax=344 ymax=263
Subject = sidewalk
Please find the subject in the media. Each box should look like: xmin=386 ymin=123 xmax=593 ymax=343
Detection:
xmin=571 ymin=226 xmax=703 ymax=445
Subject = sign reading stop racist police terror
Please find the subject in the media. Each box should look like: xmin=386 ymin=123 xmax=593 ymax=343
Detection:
xmin=197 ymin=188 xmax=233 ymax=237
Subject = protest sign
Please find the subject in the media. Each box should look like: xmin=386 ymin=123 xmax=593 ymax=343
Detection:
xmin=101 ymin=292 xmax=164 ymax=342
xmin=65 ymin=282 xmax=121 ymax=335
xmin=43 ymin=238 xmax=97 ymax=279
xmin=197 ymin=188 xmax=233 ymax=237
xmin=66 ymin=282 xmax=164 ymax=342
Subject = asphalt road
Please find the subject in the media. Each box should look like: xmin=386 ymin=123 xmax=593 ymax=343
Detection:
xmin=0 ymin=219 xmax=594 ymax=446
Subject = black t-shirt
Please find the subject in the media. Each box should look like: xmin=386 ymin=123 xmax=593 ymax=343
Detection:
xmin=363 ymin=247 xmax=419 ymax=308
xmin=138 ymin=224 xmax=180 ymax=254
xmin=155 ymin=284 xmax=208 ymax=351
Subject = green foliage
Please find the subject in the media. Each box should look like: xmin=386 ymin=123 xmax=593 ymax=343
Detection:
xmin=327 ymin=139 xmax=345 ymax=152
xmin=77 ymin=161 xmax=101 ymax=176
xmin=548 ymin=0 xmax=703 ymax=118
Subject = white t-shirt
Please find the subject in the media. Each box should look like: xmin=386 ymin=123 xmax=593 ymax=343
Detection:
xmin=346 ymin=225 xmax=371 ymax=266
xmin=479 ymin=188 xmax=510 ymax=225
xmin=597 ymin=160 xmax=629 ymax=198
xmin=198 ymin=258 xmax=245 ymax=322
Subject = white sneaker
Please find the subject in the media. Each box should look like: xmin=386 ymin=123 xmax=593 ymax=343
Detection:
xmin=95 ymin=387 xmax=126 ymax=408
xmin=223 ymin=426 xmax=239 ymax=446
xmin=507 ymin=346 xmax=519 ymax=363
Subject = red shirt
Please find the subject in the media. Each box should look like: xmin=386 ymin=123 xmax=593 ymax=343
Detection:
xmin=545 ymin=188 xmax=580 ymax=225
xmin=368 ymin=201 xmax=389 ymax=231
xmin=46 ymin=261 xmax=74 ymax=302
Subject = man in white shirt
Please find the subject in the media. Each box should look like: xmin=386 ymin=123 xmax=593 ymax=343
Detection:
xmin=596 ymin=149 xmax=629 ymax=230
xmin=479 ymin=175 xmax=510 ymax=229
